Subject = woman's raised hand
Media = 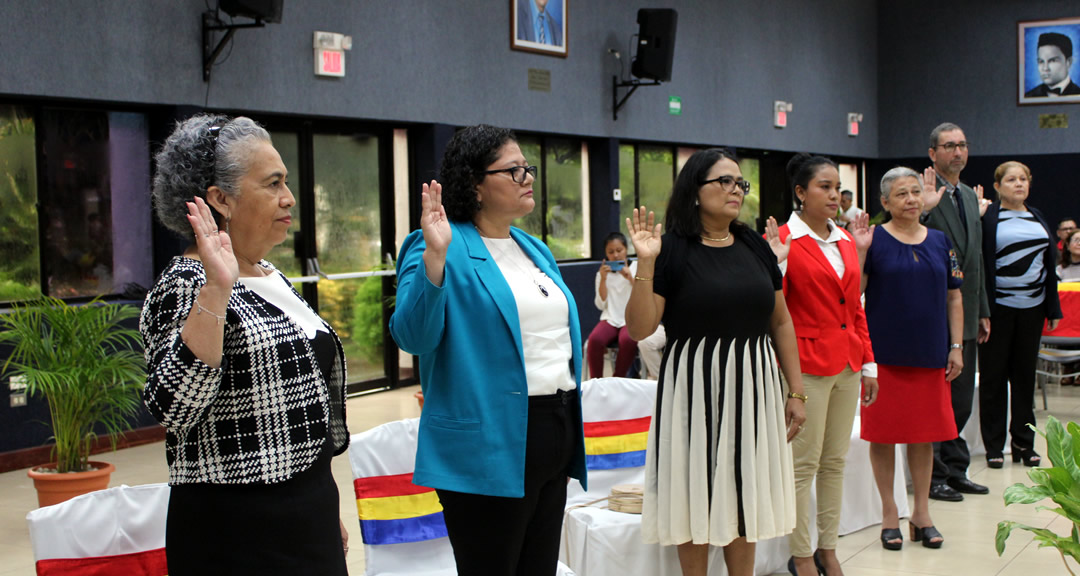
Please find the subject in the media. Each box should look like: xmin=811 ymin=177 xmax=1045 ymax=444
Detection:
xmin=627 ymin=206 xmax=662 ymax=260
xmin=974 ymin=184 xmax=990 ymax=217
xmin=765 ymin=217 xmax=791 ymax=263
xmin=187 ymin=196 xmax=237 ymax=290
xmin=851 ymin=212 xmax=874 ymax=253
xmin=420 ymin=181 xmax=451 ymax=255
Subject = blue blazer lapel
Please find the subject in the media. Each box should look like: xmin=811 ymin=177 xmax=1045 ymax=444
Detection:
xmin=458 ymin=222 xmax=525 ymax=368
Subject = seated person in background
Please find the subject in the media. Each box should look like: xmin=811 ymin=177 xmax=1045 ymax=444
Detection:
xmin=1025 ymin=32 xmax=1080 ymax=98
xmin=637 ymin=323 xmax=667 ymax=380
xmin=587 ymin=232 xmax=639 ymax=377
xmin=1057 ymin=218 xmax=1077 ymax=252
xmin=836 ymin=189 xmax=863 ymax=226
xmin=1057 ymin=230 xmax=1080 ymax=282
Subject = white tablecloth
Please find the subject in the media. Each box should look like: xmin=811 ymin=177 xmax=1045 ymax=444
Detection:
xmin=560 ymin=415 xmax=910 ymax=575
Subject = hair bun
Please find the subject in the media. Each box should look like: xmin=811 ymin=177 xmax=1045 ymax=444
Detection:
xmin=785 ymin=152 xmax=814 ymax=182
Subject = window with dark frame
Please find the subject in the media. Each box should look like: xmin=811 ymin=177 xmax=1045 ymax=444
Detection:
xmin=513 ymin=133 xmax=589 ymax=260
xmin=0 ymin=106 xmax=153 ymax=303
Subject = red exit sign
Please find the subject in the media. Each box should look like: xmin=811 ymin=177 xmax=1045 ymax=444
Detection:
xmin=315 ymin=49 xmax=345 ymax=77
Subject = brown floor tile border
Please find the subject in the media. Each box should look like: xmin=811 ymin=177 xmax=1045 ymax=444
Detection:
xmin=0 ymin=426 xmax=165 ymax=474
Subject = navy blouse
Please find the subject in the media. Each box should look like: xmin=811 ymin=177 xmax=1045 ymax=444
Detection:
xmin=863 ymin=227 xmax=963 ymax=368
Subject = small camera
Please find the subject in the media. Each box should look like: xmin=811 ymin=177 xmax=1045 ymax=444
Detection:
xmin=608 ymin=261 xmax=625 ymax=272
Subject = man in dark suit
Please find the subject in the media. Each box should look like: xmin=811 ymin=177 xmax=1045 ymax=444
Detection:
xmin=517 ymin=0 xmax=561 ymax=46
xmin=1025 ymin=32 xmax=1080 ymax=97
xmin=921 ymin=123 xmax=992 ymax=502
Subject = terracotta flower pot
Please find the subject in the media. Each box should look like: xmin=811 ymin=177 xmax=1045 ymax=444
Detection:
xmin=27 ymin=461 xmax=115 ymax=508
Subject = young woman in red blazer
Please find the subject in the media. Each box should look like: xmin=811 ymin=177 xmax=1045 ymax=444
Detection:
xmin=767 ymin=154 xmax=877 ymax=576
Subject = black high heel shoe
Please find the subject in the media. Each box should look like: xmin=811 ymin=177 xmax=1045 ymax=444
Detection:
xmin=880 ymin=527 xmax=903 ymax=550
xmin=1012 ymin=445 xmax=1041 ymax=467
xmin=986 ymin=452 xmax=1004 ymax=469
xmin=909 ymin=523 xmax=944 ymax=549
xmin=787 ymin=554 xmax=826 ymax=575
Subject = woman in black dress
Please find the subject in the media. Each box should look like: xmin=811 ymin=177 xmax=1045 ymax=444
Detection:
xmin=142 ymin=114 xmax=349 ymax=575
xmin=626 ymin=147 xmax=806 ymax=576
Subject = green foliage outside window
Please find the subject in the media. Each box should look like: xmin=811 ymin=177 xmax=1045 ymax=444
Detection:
xmin=544 ymin=139 xmax=584 ymax=259
xmin=0 ymin=106 xmax=40 ymax=302
xmin=738 ymin=157 xmax=761 ymax=228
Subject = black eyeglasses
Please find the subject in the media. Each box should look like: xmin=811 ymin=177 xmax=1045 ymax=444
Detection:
xmin=484 ymin=165 xmax=538 ymax=184
xmin=699 ymin=175 xmax=751 ymax=194
xmin=934 ymin=141 xmax=968 ymax=152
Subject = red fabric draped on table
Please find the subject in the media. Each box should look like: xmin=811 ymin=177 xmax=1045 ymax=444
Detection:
xmin=1045 ymin=283 xmax=1080 ymax=337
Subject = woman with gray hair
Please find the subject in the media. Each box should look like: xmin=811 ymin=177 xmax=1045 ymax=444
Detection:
xmin=141 ymin=114 xmax=349 ymax=574
xmin=859 ymin=166 xmax=963 ymax=552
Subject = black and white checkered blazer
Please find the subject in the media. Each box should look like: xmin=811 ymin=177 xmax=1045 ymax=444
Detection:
xmin=141 ymin=257 xmax=349 ymax=485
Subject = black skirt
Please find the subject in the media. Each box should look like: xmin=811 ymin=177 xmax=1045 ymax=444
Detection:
xmin=165 ymin=331 xmax=347 ymax=576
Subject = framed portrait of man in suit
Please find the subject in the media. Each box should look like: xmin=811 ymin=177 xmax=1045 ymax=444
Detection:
xmin=512 ymin=0 xmax=568 ymax=57
xmin=1018 ymin=18 xmax=1080 ymax=105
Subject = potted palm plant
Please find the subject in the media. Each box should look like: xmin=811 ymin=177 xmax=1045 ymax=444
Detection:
xmin=0 ymin=296 xmax=145 ymax=507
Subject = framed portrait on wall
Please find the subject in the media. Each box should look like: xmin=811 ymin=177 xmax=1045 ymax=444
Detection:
xmin=1018 ymin=17 xmax=1080 ymax=105
xmin=512 ymin=0 xmax=568 ymax=57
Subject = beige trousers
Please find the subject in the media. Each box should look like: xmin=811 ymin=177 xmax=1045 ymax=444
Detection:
xmin=788 ymin=366 xmax=861 ymax=556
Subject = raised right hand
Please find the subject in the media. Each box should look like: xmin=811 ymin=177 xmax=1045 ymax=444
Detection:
xmin=765 ymin=216 xmax=791 ymax=263
xmin=420 ymin=180 xmax=451 ymax=255
xmin=627 ymin=206 xmax=662 ymax=260
xmin=919 ymin=166 xmax=947 ymax=211
xmin=187 ymin=196 xmax=237 ymax=291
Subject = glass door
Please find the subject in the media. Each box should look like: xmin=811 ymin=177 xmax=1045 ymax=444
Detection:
xmin=260 ymin=118 xmax=400 ymax=395
xmin=311 ymin=132 xmax=389 ymax=387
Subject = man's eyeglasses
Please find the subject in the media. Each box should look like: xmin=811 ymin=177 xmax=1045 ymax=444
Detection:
xmin=934 ymin=141 xmax=969 ymax=152
xmin=699 ymin=175 xmax=751 ymax=194
xmin=484 ymin=165 xmax=538 ymax=184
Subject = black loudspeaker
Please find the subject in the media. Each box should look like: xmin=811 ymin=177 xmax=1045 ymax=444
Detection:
xmin=631 ymin=9 xmax=678 ymax=82
xmin=219 ymin=0 xmax=284 ymax=23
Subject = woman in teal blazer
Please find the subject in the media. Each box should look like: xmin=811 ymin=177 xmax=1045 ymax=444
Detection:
xmin=390 ymin=124 xmax=586 ymax=576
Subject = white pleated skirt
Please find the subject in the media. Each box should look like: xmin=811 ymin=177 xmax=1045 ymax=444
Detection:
xmin=642 ymin=334 xmax=796 ymax=547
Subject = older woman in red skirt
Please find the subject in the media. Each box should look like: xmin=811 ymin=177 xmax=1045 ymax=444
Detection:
xmin=861 ymin=167 xmax=963 ymax=552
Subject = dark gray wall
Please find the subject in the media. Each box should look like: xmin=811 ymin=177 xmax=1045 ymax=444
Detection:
xmin=878 ymin=0 xmax=1080 ymax=158
xmin=0 ymin=0 xmax=878 ymax=157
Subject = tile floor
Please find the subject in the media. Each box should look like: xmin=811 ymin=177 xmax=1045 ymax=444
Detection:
xmin=2 ymin=383 xmax=1079 ymax=575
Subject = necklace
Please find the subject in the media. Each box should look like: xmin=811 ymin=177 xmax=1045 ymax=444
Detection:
xmin=701 ymin=231 xmax=731 ymax=242
xmin=478 ymin=228 xmax=550 ymax=298
xmin=474 ymin=224 xmax=511 ymax=239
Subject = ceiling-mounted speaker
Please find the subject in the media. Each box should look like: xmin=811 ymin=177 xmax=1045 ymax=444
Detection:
xmin=219 ymin=0 xmax=283 ymax=23
xmin=631 ymin=9 xmax=678 ymax=82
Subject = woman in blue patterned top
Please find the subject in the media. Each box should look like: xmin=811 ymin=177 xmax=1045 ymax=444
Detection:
xmin=978 ymin=161 xmax=1062 ymax=469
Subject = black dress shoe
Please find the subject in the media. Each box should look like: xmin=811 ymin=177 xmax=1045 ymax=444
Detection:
xmin=928 ymin=483 xmax=964 ymax=502
xmin=947 ymin=477 xmax=989 ymax=495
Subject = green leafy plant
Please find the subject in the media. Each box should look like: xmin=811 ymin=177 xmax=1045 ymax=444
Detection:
xmin=996 ymin=416 xmax=1080 ymax=574
xmin=0 ymin=296 xmax=145 ymax=473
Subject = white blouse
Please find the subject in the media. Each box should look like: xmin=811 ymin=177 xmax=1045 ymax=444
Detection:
xmin=594 ymin=260 xmax=638 ymax=328
xmin=238 ymin=274 xmax=327 ymax=339
xmin=482 ymin=237 xmax=577 ymax=396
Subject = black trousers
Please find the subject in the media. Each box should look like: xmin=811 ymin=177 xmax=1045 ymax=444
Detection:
xmin=979 ymin=304 xmax=1044 ymax=454
xmin=436 ymin=390 xmax=576 ymax=576
xmin=931 ymin=338 xmax=977 ymax=485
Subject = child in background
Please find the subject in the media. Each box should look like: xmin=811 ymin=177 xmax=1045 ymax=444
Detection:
xmin=587 ymin=232 xmax=638 ymax=377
